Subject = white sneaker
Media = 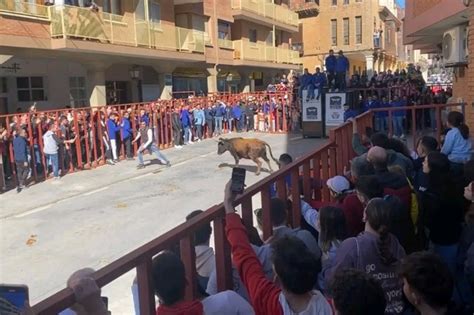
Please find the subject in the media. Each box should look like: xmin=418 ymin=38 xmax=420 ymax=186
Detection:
xmin=175 ymin=145 xmax=183 ymax=149
xmin=197 ymin=139 xmax=201 ymax=142
xmin=189 ymin=141 xmax=194 ymax=145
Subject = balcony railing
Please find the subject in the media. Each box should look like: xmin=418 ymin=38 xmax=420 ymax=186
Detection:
xmin=231 ymin=0 xmax=298 ymax=28
xmin=0 ymin=0 xmax=50 ymax=20
xmin=1 ymin=2 xmax=207 ymax=54
xmin=218 ymin=38 xmax=233 ymax=49
xmin=233 ymin=40 xmax=301 ymax=65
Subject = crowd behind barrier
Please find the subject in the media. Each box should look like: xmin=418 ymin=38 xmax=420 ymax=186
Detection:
xmin=29 ymin=103 xmax=474 ymax=315
xmin=0 ymin=91 xmax=297 ymax=191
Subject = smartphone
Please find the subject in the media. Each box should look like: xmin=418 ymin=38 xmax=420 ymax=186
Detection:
xmin=0 ymin=284 xmax=29 ymax=313
xmin=231 ymin=167 xmax=246 ymax=194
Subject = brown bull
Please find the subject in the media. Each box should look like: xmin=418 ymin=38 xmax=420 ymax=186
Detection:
xmin=217 ymin=137 xmax=279 ymax=175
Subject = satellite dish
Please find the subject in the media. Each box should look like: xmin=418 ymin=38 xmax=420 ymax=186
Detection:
xmin=442 ymin=33 xmax=452 ymax=60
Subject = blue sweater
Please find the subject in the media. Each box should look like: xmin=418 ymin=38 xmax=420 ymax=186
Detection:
xmin=312 ymin=73 xmax=326 ymax=87
xmin=121 ymin=118 xmax=133 ymax=140
xmin=325 ymin=55 xmax=337 ymax=72
xmin=300 ymin=74 xmax=312 ymax=88
xmin=13 ymin=135 xmax=28 ymax=162
xmin=232 ymin=105 xmax=242 ymax=119
xmin=441 ymin=127 xmax=472 ymax=163
xmin=180 ymin=110 xmax=192 ymax=127
xmin=335 ymin=56 xmax=349 ymax=72
xmin=391 ymin=100 xmax=406 ymax=117
xmin=107 ymin=119 xmax=119 ymax=140
xmin=344 ymin=109 xmax=358 ymax=122
xmin=194 ymin=109 xmax=205 ymax=125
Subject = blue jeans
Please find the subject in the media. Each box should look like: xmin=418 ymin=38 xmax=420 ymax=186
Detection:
xmin=183 ymin=126 xmax=191 ymax=143
xmin=45 ymin=153 xmax=59 ymax=178
xmin=138 ymin=144 xmax=169 ymax=165
xmin=215 ymin=117 xmax=223 ymax=134
xmin=393 ymin=116 xmax=404 ymax=136
xmin=227 ymin=118 xmax=234 ymax=131
xmin=305 ymin=85 xmax=315 ymax=100
xmin=375 ymin=117 xmax=387 ymax=132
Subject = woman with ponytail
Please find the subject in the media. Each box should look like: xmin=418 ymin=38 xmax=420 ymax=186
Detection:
xmin=326 ymin=198 xmax=406 ymax=315
xmin=441 ymin=111 xmax=472 ymax=174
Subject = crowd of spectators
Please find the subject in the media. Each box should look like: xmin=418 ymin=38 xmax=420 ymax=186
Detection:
xmin=0 ymin=92 xmax=297 ymax=192
xmin=43 ymin=114 xmax=474 ymax=314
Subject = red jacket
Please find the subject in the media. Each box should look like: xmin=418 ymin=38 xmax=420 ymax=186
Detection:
xmin=225 ymin=213 xmax=284 ymax=315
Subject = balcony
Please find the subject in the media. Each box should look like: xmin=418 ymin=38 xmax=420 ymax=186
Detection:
xmin=233 ymin=39 xmax=301 ymax=67
xmin=231 ymin=0 xmax=298 ymax=32
xmin=0 ymin=1 xmax=208 ymax=56
xmin=0 ymin=0 xmax=49 ymax=20
xmin=218 ymin=38 xmax=233 ymax=49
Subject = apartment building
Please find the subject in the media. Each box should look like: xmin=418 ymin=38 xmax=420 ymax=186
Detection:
xmin=292 ymin=0 xmax=402 ymax=77
xmin=0 ymin=0 xmax=300 ymax=113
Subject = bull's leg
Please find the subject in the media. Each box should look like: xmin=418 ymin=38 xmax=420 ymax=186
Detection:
xmin=252 ymin=157 xmax=263 ymax=175
xmin=262 ymin=152 xmax=273 ymax=172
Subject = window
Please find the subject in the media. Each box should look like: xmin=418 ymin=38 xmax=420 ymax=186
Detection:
xmin=343 ymin=0 xmax=349 ymax=4
xmin=343 ymin=18 xmax=349 ymax=45
xmin=332 ymin=0 xmax=337 ymax=5
xmin=218 ymin=21 xmax=231 ymax=39
xmin=102 ymin=0 xmax=121 ymax=15
xmin=266 ymin=31 xmax=273 ymax=45
xmin=331 ymin=19 xmax=337 ymax=46
xmin=17 ymin=77 xmax=45 ymax=102
xmin=148 ymin=0 xmax=160 ymax=24
xmin=69 ymin=77 xmax=87 ymax=107
xmin=355 ymin=16 xmax=362 ymax=44
xmin=249 ymin=29 xmax=257 ymax=43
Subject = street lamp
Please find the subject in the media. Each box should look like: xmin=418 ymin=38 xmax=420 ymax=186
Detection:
xmin=129 ymin=65 xmax=142 ymax=102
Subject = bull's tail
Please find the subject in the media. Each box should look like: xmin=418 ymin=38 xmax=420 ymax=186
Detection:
xmin=264 ymin=142 xmax=280 ymax=167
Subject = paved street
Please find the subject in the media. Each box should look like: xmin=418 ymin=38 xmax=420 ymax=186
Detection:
xmin=0 ymin=132 xmax=325 ymax=314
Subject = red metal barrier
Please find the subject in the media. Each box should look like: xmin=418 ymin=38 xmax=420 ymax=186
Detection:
xmin=0 ymin=92 xmax=295 ymax=190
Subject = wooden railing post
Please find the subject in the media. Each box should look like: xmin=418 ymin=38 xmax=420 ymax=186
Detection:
xmin=290 ymin=168 xmax=301 ymax=228
xmin=213 ymin=217 xmax=233 ymax=292
xmin=136 ymin=258 xmax=155 ymax=315
xmin=180 ymin=236 xmax=197 ymax=301
xmin=261 ymin=186 xmax=272 ymax=241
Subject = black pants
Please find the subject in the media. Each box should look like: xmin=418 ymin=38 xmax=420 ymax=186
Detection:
xmin=247 ymin=115 xmax=255 ymax=131
xmin=206 ymin=119 xmax=214 ymax=137
xmin=15 ymin=161 xmax=29 ymax=187
xmin=124 ymin=136 xmax=132 ymax=158
xmin=196 ymin=125 xmax=203 ymax=140
xmin=327 ymin=71 xmax=335 ymax=89
xmin=173 ymin=128 xmax=182 ymax=146
xmin=336 ymin=72 xmax=346 ymax=90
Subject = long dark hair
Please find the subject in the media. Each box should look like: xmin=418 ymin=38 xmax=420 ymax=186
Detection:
xmin=319 ymin=206 xmax=347 ymax=252
xmin=448 ymin=111 xmax=469 ymax=139
xmin=426 ymin=151 xmax=451 ymax=194
xmin=365 ymin=198 xmax=396 ymax=265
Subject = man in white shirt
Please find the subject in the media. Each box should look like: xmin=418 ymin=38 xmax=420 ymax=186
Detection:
xmin=132 ymin=121 xmax=170 ymax=169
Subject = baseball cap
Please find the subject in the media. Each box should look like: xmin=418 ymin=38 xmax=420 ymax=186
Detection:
xmin=326 ymin=176 xmax=350 ymax=194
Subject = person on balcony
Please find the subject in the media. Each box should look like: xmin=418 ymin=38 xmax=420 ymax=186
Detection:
xmin=223 ymin=181 xmax=332 ymax=315
xmin=335 ymin=50 xmax=349 ymax=92
xmin=325 ymin=49 xmax=337 ymax=91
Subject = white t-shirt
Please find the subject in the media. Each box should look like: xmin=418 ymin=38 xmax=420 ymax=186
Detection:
xmin=278 ymin=290 xmax=332 ymax=315
xmin=202 ymin=290 xmax=255 ymax=315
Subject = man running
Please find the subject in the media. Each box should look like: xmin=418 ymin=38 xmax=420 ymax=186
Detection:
xmin=132 ymin=121 xmax=170 ymax=169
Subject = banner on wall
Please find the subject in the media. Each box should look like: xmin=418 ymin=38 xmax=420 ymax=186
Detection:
xmin=325 ymin=92 xmax=346 ymax=126
xmin=302 ymin=90 xmax=322 ymax=122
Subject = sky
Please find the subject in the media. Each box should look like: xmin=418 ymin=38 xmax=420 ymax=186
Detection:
xmin=396 ymin=0 xmax=405 ymax=8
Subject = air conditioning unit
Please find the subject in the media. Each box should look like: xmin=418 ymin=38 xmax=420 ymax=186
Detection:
xmin=442 ymin=25 xmax=468 ymax=65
